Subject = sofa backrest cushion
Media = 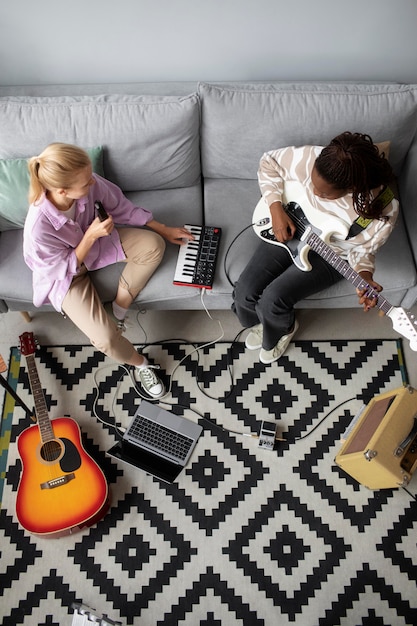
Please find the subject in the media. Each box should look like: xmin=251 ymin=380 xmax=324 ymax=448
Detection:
xmin=0 ymin=93 xmax=201 ymax=195
xmin=198 ymin=82 xmax=417 ymax=179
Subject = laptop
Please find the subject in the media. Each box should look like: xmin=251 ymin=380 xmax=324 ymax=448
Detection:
xmin=106 ymin=400 xmax=203 ymax=483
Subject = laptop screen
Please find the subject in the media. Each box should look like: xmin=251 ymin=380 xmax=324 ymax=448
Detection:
xmin=107 ymin=440 xmax=184 ymax=483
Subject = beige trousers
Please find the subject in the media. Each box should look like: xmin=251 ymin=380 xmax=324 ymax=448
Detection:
xmin=62 ymin=227 xmax=165 ymax=364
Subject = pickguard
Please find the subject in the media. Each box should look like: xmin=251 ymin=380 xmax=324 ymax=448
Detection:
xmin=252 ymin=181 xmax=348 ymax=271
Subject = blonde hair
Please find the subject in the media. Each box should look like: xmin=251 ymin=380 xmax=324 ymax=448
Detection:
xmin=28 ymin=143 xmax=91 ymax=204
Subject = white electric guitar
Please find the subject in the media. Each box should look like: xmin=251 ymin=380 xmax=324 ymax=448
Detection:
xmin=252 ymin=182 xmax=417 ymax=352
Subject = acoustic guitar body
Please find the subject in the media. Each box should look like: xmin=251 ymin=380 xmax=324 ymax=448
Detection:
xmin=16 ymin=416 xmax=109 ymax=538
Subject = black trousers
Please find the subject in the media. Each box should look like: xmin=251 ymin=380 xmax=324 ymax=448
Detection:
xmin=232 ymin=241 xmax=342 ymax=350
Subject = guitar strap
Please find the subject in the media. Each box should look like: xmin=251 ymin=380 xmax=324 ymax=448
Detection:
xmin=346 ymin=186 xmax=395 ymax=239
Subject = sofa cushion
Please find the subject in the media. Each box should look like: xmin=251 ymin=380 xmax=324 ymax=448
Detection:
xmin=0 ymin=93 xmax=201 ymax=193
xmin=198 ymin=82 xmax=417 ymax=179
xmin=0 ymin=146 xmax=104 ymax=231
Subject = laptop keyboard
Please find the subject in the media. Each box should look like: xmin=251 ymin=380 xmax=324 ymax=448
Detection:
xmin=128 ymin=414 xmax=194 ymax=462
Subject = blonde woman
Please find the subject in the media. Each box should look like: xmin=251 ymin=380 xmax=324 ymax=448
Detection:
xmin=24 ymin=143 xmax=193 ymax=398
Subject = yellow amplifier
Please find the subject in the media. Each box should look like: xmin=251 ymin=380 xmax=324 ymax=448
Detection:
xmin=334 ymin=386 xmax=417 ymax=489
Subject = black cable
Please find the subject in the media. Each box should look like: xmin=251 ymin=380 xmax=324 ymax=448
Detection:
xmin=157 ymin=399 xmax=247 ymax=436
xmin=94 ymin=344 xmax=366 ymax=445
xmin=118 ymin=333 xmax=253 ymax=437
xmin=134 ymin=332 xmax=245 ymax=403
xmin=401 ymin=486 xmax=417 ymax=501
xmin=223 ymin=222 xmax=256 ymax=287
xmin=99 ymin=299 xmax=365 ymax=445
xmin=293 ymin=396 xmax=358 ymax=441
xmin=191 ymin=328 xmax=247 ymax=402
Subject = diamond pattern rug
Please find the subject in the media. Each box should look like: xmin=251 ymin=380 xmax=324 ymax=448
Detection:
xmin=0 ymin=339 xmax=416 ymax=626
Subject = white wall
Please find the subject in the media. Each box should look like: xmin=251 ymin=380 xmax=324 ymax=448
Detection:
xmin=1 ymin=0 xmax=417 ymax=85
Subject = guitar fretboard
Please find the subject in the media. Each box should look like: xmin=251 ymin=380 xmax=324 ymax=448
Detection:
xmin=25 ymin=353 xmax=54 ymax=442
xmin=305 ymin=229 xmax=393 ymax=315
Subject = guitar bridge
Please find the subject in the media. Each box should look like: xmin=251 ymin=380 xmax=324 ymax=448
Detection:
xmin=40 ymin=472 xmax=75 ymax=490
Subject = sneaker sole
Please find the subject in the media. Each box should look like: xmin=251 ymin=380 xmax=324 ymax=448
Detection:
xmin=141 ymin=388 xmax=165 ymax=400
xmin=245 ymin=339 xmax=262 ymax=350
xmin=245 ymin=326 xmax=263 ymax=350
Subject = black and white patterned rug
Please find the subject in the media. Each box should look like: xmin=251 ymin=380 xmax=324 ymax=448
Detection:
xmin=0 ymin=339 xmax=416 ymax=626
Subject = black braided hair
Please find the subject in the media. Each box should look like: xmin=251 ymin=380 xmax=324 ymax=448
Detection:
xmin=314 ymin=132 xmax=394 ymax=218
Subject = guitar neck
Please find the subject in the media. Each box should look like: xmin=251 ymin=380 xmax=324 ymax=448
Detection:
xmin=25 ymin=353 xmax=54 ymax=442
xmin=305 ymin=230 xmax=393 ymax=315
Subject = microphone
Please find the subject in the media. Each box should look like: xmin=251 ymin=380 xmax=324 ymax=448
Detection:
xmin=94 ymin=201 xmax=108 ymax=222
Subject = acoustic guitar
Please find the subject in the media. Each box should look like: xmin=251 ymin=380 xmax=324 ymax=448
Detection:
xmin=16 ymin=332 xmax=109 ymax=537
xmin=252 ymin=181 xmax=417 ymax=352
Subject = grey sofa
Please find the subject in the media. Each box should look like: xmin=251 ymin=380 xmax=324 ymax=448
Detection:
xmin=1 ymin=81 xmax=417 ymax=317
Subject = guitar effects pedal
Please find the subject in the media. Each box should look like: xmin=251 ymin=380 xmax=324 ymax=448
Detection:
xmin=258 ymin=420 xmax=278 ymax=450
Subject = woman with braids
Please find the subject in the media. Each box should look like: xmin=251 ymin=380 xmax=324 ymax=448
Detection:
xmin=232 ymin=132 xmax=399 ymax=364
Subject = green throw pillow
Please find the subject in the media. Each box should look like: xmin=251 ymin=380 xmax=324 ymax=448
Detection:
xmin=0 ymin=146 xmax=104 ymax=231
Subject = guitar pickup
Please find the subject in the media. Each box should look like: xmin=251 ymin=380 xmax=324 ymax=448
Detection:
xmin=40 ymin=472 xmax=75 ymax=489
xmin=299 ymin=225 xmax=313 ymax=241
xmin=260 ymin=227 xmax=277 ymax=242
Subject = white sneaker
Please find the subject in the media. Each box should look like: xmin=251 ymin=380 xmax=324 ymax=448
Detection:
xmin=259 ymin=320 xmax=299 ymax=364
xmin=245 ymin=323 xmax=263 ymax=350
xmin=133 ymin=364 xmax=165 ymax=399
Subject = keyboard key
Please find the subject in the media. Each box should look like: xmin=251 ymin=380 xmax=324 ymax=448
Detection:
xmin=173 ymin=225 xmax=222 ymax=289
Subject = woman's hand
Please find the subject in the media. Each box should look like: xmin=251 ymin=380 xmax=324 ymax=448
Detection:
xmin=147 ymin=221 xmax=195 ymax=245
xmin=163 ymin=226 xmax=195 ymax=246
xmin=269 ymin=201 xmax=296 ymax=242
xmin=86 ymin=215 xmax=114 ymax=241
xmin=356 ymin=271 xmax=382 ymax=311
xmin=75 ymin=215 xmax=114 ymax=267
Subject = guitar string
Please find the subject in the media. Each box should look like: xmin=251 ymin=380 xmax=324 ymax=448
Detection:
xmin=27 ymin=353 xmax=64 ymax=481
xmin=286 ymin=207 xmax=390 ymax=307
xmin=280 ymin=208 xmax=416 ymax=346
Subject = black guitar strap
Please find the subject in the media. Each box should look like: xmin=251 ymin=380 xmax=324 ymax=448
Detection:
xmin=346 ymin=186 xmax=395 ymax=239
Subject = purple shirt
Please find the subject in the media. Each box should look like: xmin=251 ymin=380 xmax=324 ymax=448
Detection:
xmin=23 ymin=174 xmax=153 ymax=312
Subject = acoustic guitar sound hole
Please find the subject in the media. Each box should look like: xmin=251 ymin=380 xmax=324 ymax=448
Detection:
xmin=40 ymin=440 xmax=62 ymax=462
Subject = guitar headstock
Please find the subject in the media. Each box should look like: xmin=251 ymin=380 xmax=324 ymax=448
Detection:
xmin=19 ymin=332 xmax=38 ymax=357
xmin=388 ymin=307 xmax=417 ymax=352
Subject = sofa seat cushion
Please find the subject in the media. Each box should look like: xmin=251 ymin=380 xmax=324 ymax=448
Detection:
xmin=0 ymin=229 xmax=43 ymax=308
xmin=0 ymin=228 xmax=202 ymax=312
xmin=93 ymin=185 xmax=204 ymax=307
